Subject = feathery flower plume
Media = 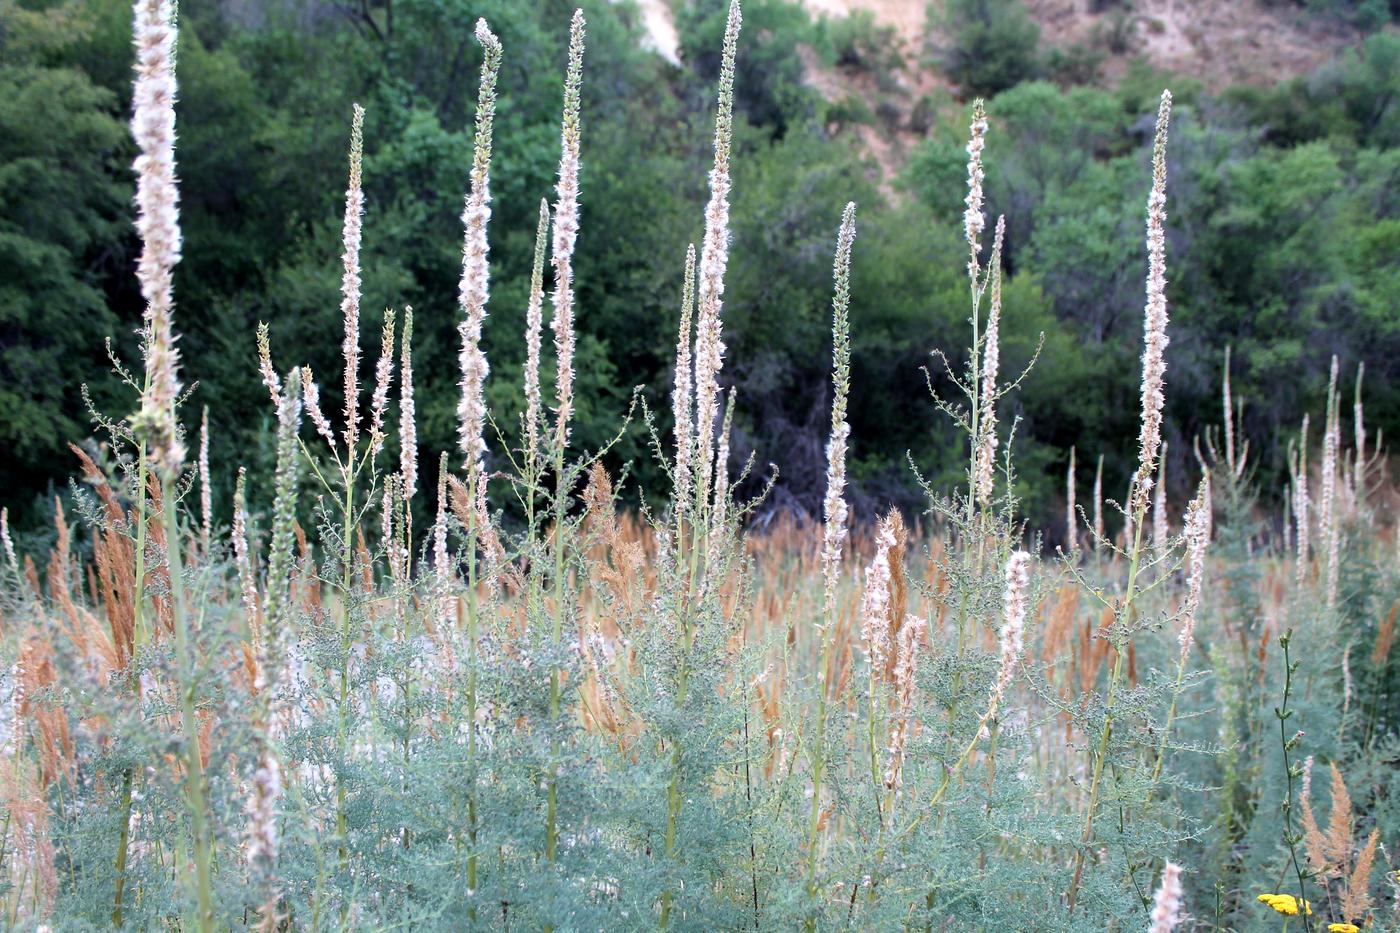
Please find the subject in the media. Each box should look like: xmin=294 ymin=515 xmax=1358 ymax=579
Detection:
xmin=1130 ymin=89 xmax=1173 ymax=520
xmin=1093 ymin=454 xmax=1104 ymax=544
xmin=130 ymin=0 xmax=184 ymax=479
xmin=232 ymin=468 xmax=259 ymax=633
xmin=523 ymin=200 xmax=550 ymax=466
xmin=860 ymin=515 xmax=898 ymax=674
xmin=884 ymin=612 xmax=926 ymax=790
xmin=1321 ymin=356 xmax=1339 ymax=608
xmin=821 ymin=203 xmax=857 ymax=606
xmin=244 ymin=750 xmax=281 ymax=884
xmin=1065 ymin=445 xmax=1077 ymax=550
xmin=693 ymin=0 xmax=742 ymax=507
xmin=1293 ymin=414 xmax=1310 ymax=587
xmin=990 ymin=550 xmax=1033 ymax=713
xmin=265 ymin=372 xmax=302 ymax=629
xmin=673 ymin=243 xmax=698 ymax=524
xmin=339 ymin=103 xmax=365 ymax=452
xmin=711 ymin=390 xmax=736 ymax=535
xmin=1223 ymin=346 xmax=1237 ymax=477
xmin=1 ymin=508 xmax=16 ymax=569
xmin=256 ymin=323 xmax=282 ymax=409
xmin=398 ymin=305 xmax=417 ymax=500
xmin=382 ymin=474 xmax=400 ymax=584
xmin=434 ymin=451 xmax=449 ymax=590
xmin=551 ymin=11 xmax=586 ymax=450
xmin=963 ymin=99 xmax=989 ymax=287
xmin=199 ymin=406 xmax=211 ymax=550
xmin=1178 ymin=475 xmax=1211 ymax=659
xmin=300 ymin=367 xmax=337 ymax=450
xmin=457 ymin=20 xmax=502 ymax=484
xmin=368 ymin=308 xmax=396 ymax=456
xmin=1149 ymin=862 xmax=1184 ymax=933
xmin=1352 ymin=362 xmax=1365 ymax=505
xmin=1153 ymin=440 xmax=1169 ymax=550
xmin=973 ymin=216 xmax=1005 ymax=507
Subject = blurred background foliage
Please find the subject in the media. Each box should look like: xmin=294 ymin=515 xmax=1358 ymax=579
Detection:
xmin=1 ymin=0 xmax=1398 ymax=543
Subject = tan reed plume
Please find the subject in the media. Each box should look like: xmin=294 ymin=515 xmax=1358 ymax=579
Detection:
xmin=673 ymin=244 xmax=698 ymax=524
xmin=130 ymin=0 xmax=184 ymax=478
xmin=551 ymin=10 xmax=586 ymax=450
xmin=523 ymin=200 xmax=550 ymax=465
xmin=884 ymin=612 xmax=926 ymax=791
xmin=1130 ymin=90 xmax=1173 ymax=520
xmin=973 ymin=216 xmax=1005 ymax=508
xmin=693 ymin=0 xmax=742 ymax=510
xmin=339 ymin=103 xmax=365 ymax=452
xmin=457 ymin=21 xmax=502 ymax=485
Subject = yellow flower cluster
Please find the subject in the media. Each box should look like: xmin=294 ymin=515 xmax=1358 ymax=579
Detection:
xmin=1326 ymin=923 xmax=1360 ymax=933
xmin=1257 ymin=893 xmax=1313 ymax=916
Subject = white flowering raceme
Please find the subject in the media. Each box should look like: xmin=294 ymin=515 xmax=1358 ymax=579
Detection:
xmin=131 ymin=0 xmax=184 ymax=478
xmin=991 ymin=551 xmax=1033 ymax=713
xmin=551 ymin=11 xmax=586 ymax=451
xmin=340 ymin=104 xmax=365 ymax=452
xmin=457 ymin=21 xmax=502 ymax=484
xmin=1148 ymin=861 xmax=1184 ymax=932
xmin=1131 ymin=90 xmax=1173 ymax=520
xmin=693 ymin=0 xmax=741 ymax=509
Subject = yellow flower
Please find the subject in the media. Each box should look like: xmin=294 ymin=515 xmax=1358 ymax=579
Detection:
xmin=1257 ymin=893 xmax=1312 ymax=916
xmin=1326 ymin=924 xmax=1359 ymax=933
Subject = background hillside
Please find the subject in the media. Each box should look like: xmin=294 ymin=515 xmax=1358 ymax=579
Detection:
xmin=3 ymin=0 xmax=1398 ymax=543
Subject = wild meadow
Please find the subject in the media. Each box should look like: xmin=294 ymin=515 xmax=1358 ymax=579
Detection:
xmin=1 ymin=1 xmax=1397 ymax=930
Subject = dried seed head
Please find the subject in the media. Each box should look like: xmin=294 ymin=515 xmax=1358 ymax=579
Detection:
xmin=368 ymin=308 xmax=396 ymax=457
xmin=300 ymin=367 xmax=337 ymax=450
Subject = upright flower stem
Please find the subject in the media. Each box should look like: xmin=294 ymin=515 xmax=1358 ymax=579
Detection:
xmin=165 ymin=474 xmax=215 ymax=931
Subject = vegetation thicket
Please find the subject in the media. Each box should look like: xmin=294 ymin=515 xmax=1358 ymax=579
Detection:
xmin=1 ymin=2 xmax=1398 ymax=931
